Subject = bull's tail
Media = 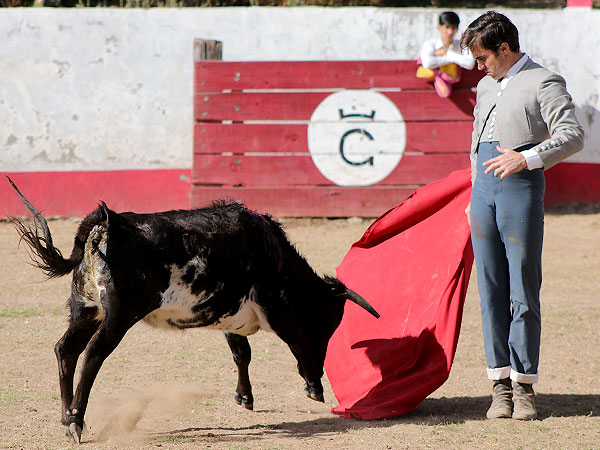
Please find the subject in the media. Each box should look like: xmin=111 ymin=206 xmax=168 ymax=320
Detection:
xmin=7 ymin=177 xmax=78 ymax=278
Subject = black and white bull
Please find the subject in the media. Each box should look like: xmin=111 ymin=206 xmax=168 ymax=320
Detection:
xmin=7 ymin=178 xmax=379 ymax=444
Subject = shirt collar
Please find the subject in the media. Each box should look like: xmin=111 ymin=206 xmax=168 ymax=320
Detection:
xmin=500 ymin=53 xmax=529 ymax=89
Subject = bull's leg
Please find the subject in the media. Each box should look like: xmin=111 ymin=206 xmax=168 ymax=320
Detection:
xmin=223 ymin=332 xmax=254 ymax=410
xmin=286 ymin=344 xmax=326 ymax=403
xmin=55 ymin=306 xmax=101 ymax=432
xmin=64 ymin=316 xmax=133 ymax=443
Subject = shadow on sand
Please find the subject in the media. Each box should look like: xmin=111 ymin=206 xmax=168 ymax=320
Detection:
xmin=153 ymin=393 xmax=598 ymax=443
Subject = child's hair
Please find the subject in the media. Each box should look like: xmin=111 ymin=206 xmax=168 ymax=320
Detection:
xmin=439 ymin=11 xmax=460 ymax=28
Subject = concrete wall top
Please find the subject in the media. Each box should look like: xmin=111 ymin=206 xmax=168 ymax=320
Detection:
xmin=1 ymin=7 xmax=599 ymax=172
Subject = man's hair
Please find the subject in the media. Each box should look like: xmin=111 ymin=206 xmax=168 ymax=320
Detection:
xmin=439 ymin=11 xmax=460 ymax=28
xmin=459 ymin=11 xmax=520 ymax=53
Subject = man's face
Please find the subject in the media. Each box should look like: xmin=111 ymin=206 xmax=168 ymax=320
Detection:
xmin=437 ymin=24 xmax=458 ymax=47
xmin=470 ymin=43 xmax=512 ymax=80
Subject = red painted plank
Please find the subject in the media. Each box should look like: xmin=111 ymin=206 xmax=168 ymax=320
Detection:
xmin=194 ymin=122 xmax=306 ymax=154
xmin=408 ymin=121 xmax=472 ymax=153
xmin=192 ymin=154 xmax=469 ymax=186
xmin=1 ymin=170 xmax=191 ymax=218
xmin=195 ymin=90 xmax=476 ymax=122
xmin=191 ymin=185 xmax=419 ymax=217
xmin=194 ymin=122 xmax=472 ymax=155
xmin=195 ymin=60 xmax=484 ymax=92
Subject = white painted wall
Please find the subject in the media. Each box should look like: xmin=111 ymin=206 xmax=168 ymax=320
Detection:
xmin=1 ymin=7 xmax=598 ymax=172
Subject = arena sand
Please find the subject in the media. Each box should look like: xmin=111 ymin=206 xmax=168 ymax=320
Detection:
xmin=0 ymin=210 xmax=598 ymax=449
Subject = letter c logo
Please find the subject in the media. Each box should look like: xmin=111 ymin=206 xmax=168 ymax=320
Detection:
xmin=339 ymin=128 xmax=375 ymax=166
xmin=307 ymin=90 xmax=406 ymax=186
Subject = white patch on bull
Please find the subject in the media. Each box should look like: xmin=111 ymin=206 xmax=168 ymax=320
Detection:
xmin=76 ymin=224 xmax=109 ymax=322
xmin=143 ymin=255 xmax=212 ymax=329
xmin=143 ymin=258 xmax=272 ymax=335
xmin=161 ymin=255 xmax=211 ymax=309
xmin=209 ymin=290 xmax=274 ymax=335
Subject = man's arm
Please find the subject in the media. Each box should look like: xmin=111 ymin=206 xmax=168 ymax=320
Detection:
xmin=470 ymin=99 xmax=481 ymax=185
xmin=446 ymin=49 xmax=476 ymax=70
xmin=483 ymin=73 xmax=584 ymax=179
xmin=420 ymin=40 xmax=451 ymax=69
xmin=533 ymin=74 xmax=584 ymax=169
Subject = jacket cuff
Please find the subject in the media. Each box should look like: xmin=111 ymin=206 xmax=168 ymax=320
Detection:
xmin=521 ymin=149 xmax=544 ymax=170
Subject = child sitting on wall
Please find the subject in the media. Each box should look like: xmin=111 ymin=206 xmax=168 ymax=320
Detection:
xmin=417 ymin=11 xmax=475 ymax=98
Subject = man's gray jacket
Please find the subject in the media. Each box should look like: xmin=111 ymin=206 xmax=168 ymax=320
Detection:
xmin=470 ymin=57 xmax=584 ymax=183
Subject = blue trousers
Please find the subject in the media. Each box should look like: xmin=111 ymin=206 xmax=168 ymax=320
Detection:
xmin=470 ymin=142 xmax=545 ymax=383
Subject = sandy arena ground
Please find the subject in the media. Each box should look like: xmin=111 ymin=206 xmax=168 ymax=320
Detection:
xmin=0 ymin=207 xmax=598 ymax=450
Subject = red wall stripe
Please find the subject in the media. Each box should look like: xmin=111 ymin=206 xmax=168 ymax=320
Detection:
xmin=1 ymin=169 xmax=191 ymax=218
xmin=2 ymin=163 xmax=597 ymax=218
xmin=566 ymin=0 xmax=592 ymax=6
xmin=544 ymin=162 xmax=600 ymax=206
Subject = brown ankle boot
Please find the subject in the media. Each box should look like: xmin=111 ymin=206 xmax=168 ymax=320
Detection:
xmin=486 ymin=378 xmax=513 ymax=419
xmin=513 ymin=382 xmax=537 ymax=420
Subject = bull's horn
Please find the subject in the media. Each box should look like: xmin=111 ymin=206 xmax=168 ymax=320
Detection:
xmin=344 ymin=288 xmax=380 ymax=319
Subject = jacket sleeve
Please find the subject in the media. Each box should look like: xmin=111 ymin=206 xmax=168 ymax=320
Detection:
xmin=533 ymin=73 xmax=584 ymax=170
xmin=447 ymin=49 xmax=476 ymax=70
xmin=420 ymin=40 xmax=451 ymax=69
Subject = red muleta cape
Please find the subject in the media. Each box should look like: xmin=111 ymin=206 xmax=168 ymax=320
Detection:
xmin=324 ymin=168 xmax=474 ymax=419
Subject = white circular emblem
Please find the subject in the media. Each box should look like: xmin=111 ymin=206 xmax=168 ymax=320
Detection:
xmin=307 ymin=90 xmax=406 ymax=187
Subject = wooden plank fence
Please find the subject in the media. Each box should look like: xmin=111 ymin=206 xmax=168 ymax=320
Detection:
xmin=193 ymin=42 xmax=483 ymax=216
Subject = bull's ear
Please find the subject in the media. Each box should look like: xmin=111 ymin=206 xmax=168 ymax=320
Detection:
xmin=98 ymin=201 xmax=110 ymax=226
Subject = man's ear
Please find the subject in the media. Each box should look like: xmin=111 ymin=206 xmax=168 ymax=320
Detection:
xmin=498 ymin=42 xmax=510 ymax=56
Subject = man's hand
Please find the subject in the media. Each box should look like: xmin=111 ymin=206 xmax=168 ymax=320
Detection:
xmin=483 ymin=145 xmax=527 ymax=179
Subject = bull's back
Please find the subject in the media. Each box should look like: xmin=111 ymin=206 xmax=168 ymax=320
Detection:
xmin=121 ymin=203 xmax=282 ymax=333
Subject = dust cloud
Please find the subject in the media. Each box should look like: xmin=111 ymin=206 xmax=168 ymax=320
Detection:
xmin=83 ymin=384 xmax=211 ymax=444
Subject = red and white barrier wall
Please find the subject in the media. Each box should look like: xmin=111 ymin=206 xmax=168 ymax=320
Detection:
xmin=1 ymin=7 xmax=598 ymax=217
xmin=193 ymin=60 xmax=482 ymax=216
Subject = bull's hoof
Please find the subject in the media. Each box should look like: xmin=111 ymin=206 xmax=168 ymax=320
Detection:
xmin=64 ymin=410 xmax=84 ymax=444
xmin=304 ymin=385 xmax=325 ymax=403
xmin=234 ymin=393 xmax=254 ymax=410
xmin=306 ymin=391 xmax=325 ymax=403
xmin=67 ymin=422 xmax=82 ymax=444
